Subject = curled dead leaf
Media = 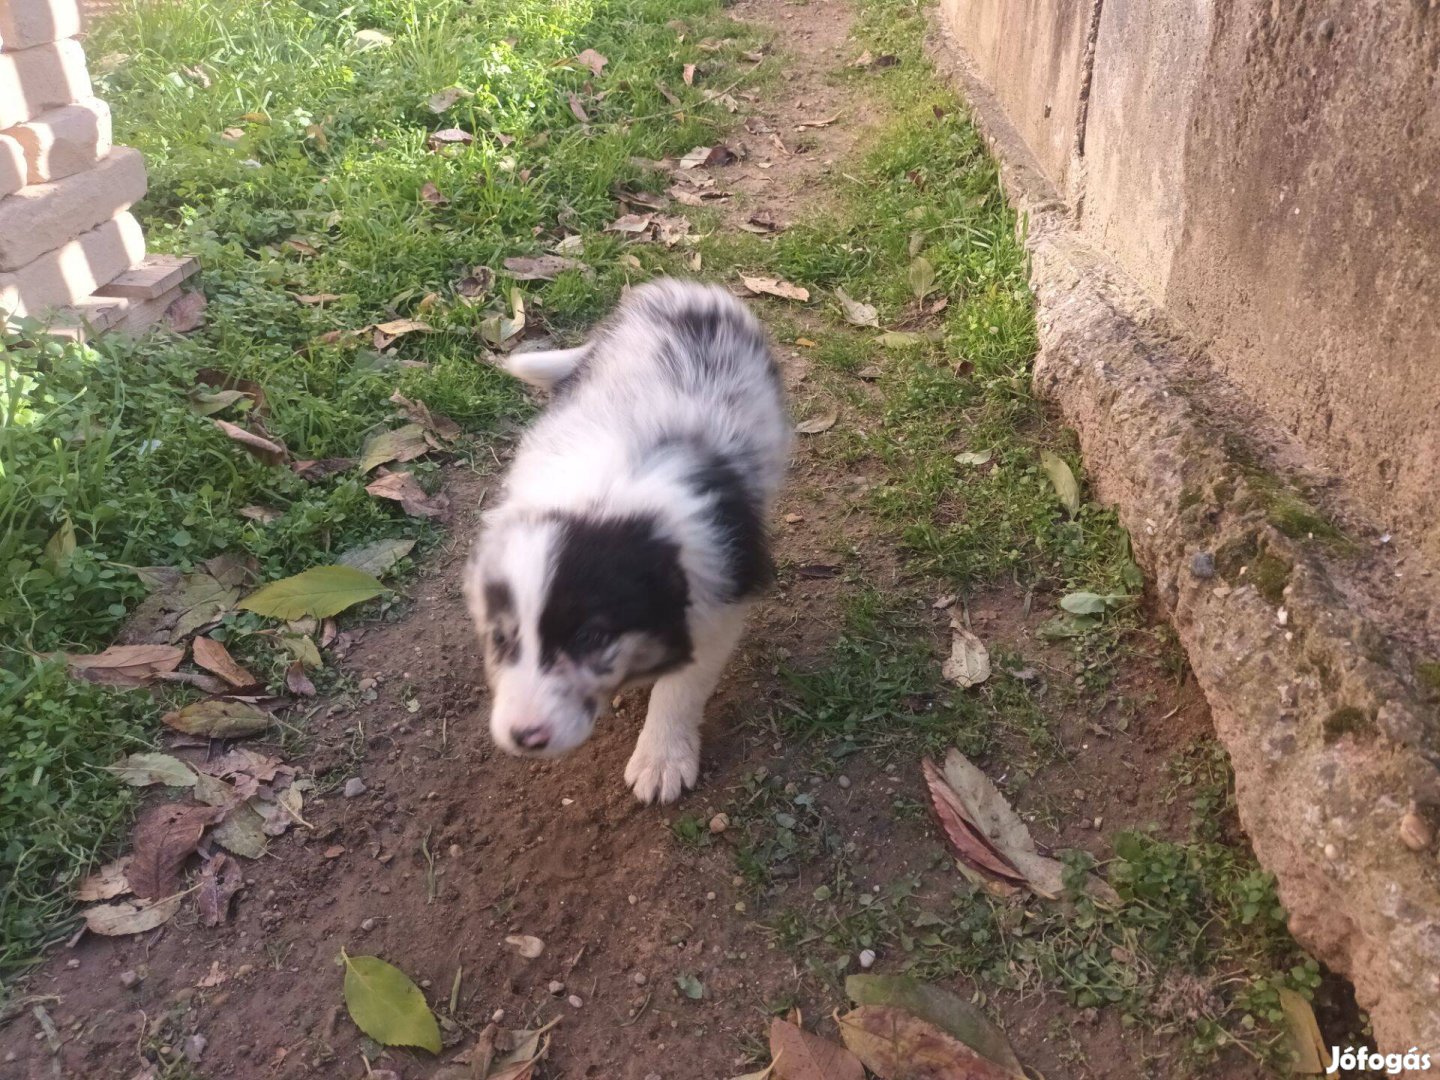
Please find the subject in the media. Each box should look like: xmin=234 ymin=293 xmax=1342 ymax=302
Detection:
xmin=740 ymin=275 xmax=809 ymax=302
xmin=366 ymin=470 xmax=449 ymax=519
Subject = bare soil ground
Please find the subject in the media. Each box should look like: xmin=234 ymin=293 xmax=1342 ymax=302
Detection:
xmin=0 ymin=2 xmax=1278 ymax=1078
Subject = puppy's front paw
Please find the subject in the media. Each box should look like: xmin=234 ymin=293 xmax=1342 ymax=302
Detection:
xmin=625 ymin=739 xmax=699 ymax=804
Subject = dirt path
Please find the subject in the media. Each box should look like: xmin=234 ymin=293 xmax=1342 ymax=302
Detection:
xmin=0 ymin=3 xmax=1274 ymax=1079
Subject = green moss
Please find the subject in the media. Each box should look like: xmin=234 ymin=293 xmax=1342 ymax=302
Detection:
xmin=1266 ymin=493 xmax=1345 ymax=544
xmin=1323 ymin=706 xmax=1373 ymax=741
xmin=1417 ymin=661 xmax=1440 ymax=695
xmin=1249 ymin=553 xmax=1292 ymax=605
xmin=1214 ymin=533 xmax=1261 ymax=580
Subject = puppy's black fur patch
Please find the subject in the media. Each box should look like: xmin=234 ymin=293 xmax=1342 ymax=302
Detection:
xmin=685 ymin=450 xmax=773 ymax=601
xmin=482 ymin=580 xmax=521 ymax=664
xmin=539 ymin=513 xmax=693 ymax=673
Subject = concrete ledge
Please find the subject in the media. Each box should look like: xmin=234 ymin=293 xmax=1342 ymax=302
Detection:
xmin=3 ymin=96 xmax=111 ymax=183
xmin=0 ymin=145 xmax=147 ymax=271
xmin=928 ymin=18 xmax=1440 ymax=1055
xmin=0 ymin=211 xmax=145 ymax=318
xmin=0 ymin=39 xmax=91 ymax=129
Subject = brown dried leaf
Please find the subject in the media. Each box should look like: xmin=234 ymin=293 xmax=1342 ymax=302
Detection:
xmin=192 ymin=636 xmax=257 ymax=688
xmin=606 ymin=212 xmax=654 ymax=235
xmin=83 ymin=894 xmax=182 ymax=937
xmin=923 ymin=757 xmax=1025 ymax=889
xmin=795 ymin=410 xmax=838 ymax=435
xmin=162 ymin=699 xmax=273 ymax=739
xmin=61 ymin=644 xmax=184 ymax=688
xmin=572 ymin=48 xmax=608 ymax=76
xmin=192 ymin=747 xmax=290 ymax=785
xmin=294 ymin=293 xmax=342 ymax=305
xmin=239 ymin=505 xmax=283 ymax=524
xmin=197 ymin=852 xmax=244 ymax=927
xmin=214 ymin=420 xmax=286 ymax=466
xmin=837 ymin=1006 xmax=1018 ymax=1080
xmin=683 ymin=63 xmax=697 ymax=86
xmin=75 ymin=856 xmax=133 ymax=902
xmin=941 ymin=613 xmax=990 ymax=688
xmin=427 ymin=127 xmax=474 ymax=151
xmin=389 ymin=392 xmax=461 ymax=441
xmin=656 ymin=82 xmax=682 ymax=108
xmin=291 ymin=456 xmax=354 ymax=481
xmin=740 ymin=275 xmax=810 ymax=302
xmin=359 ymin=424 xmax=431 ymax=473
xmin=419 ymin=181 xmax=448 ymax=206
xmin=285 ymin=660 xmax=316 ymax=697
xmin=795 ymin=113 xmax=841 ymax=130
xmin=503 ymin=255 xmax=591 ymax=281
xmin=128 ymin=802 xmax=224 ymax=899
xmin=769 ymin=1018 xmax=863 ymax=1080
xmin=366 ymin=470 xmax=449 ymax=519
xmin=567 ymin=93 xmax=589 ymax=124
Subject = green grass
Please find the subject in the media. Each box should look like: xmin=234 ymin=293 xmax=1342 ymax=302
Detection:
xmin=0 ymin=0 xmax=752 ymax=990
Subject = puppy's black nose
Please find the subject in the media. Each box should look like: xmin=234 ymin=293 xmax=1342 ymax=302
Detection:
xmin=514 ymin=725 xmax=551 ymax=751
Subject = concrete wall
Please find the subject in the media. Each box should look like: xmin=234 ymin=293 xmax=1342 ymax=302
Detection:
xmin=938 ymin=0 xmax=1440 ymax=557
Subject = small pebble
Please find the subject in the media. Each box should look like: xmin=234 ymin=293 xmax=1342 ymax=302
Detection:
xmin=1399 ymin=806 xmax=1434 ymax=852
xmin=632 ymin=971 xmax=648 ymax=986
xmin=65 ymin=959 xmax=80 ymax=970
xmin=235 ymin=964 xmax=254 ymax=978
xmin=343 ymin=777 xmax=367 ymax=798
xmin=183 ymin=1034 xmax=207 ymax=1063
xmin=706 ymin=891 xmax=716 ymax=901
xmin=859 ymin=949 xmax=876 ymax=970
xmin=548 ymin=980 xmax=565 ymax=995
xmin=491 ymin=1008 xmax=506 ymax=1023
xmin=448 ymin=844 xmax=462 ymax=858
xmin=568 ymin=994 xmax=584 ymax=1009
xmin=119 ymin=970 xmax=140 ymax=989
xmin=628 ymin=894 xmax=638 ymax=905
xmin=1190 ymin=551 xmax=1216 ymax=579
xmin=709 ymin=813 xmax=729 ymax=834
xmin=361 ymin=918 xmax=376 ymax=932
xmin=837 ymin=775 xmax=851 ymax=789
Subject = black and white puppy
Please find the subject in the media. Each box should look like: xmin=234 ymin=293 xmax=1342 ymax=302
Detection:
xmin=463 ymin=279 xmax=791 ymax=803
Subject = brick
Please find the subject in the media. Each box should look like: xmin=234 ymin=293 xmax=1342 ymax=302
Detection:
xmin=0 ymin=39 xmax=91 ymax=129
xmin=96 ymin=253 xmax=199 ymax=300
xmin=0 ymin=145 xmax=146 ymax=271
xmin=0 ymin=0 xmax=81 ymax=51
xmin=0 ymin=132 xmax=23 ymax=196
xmin=0 ymin=212 xmax=146 ymax=319
xmin=3 ymin=96 xmax=110 ymax=182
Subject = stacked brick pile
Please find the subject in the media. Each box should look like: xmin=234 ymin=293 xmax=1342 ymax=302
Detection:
xmin=0 ymin=0 xmax=196 ymax=336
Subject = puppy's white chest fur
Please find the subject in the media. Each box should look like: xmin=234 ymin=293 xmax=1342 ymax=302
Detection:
xmin=464 ymin=279 xmax=790 ymax=803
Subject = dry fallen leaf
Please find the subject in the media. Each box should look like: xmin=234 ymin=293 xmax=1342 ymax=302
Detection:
xmin=795 ymin=113 xmax=841 ymax=130
xmin=359 ymin=424 xmax=432 ymax=474
xmin=427 ymin=127 xmax=474 ymax=151
xmin=128 ymin=802 xmax=224 ymax=900
xmin=1040 ymin=450 xmax=1081 ymax=517
xmin=683 ymin=62 xmax=697 ymax=86
xmin=83 ymin=894 xmax=182 ymax=937
xmin=503 ymin=255 xmax=591 ymax=281
xmin=164 ymin=291 xmax=207 ymax=333
xmin=285 ymin=660 xmax=317 ymax=697
xmin=214 ymin=420 xmax=287 ymax=466
xmin=606 ymin=212 xmax=654 ymax=235
xmin=427 ymin=86 xmax=469 ymax=113
xmin=75 ymin=856 xmax=133 ymax=902
xmin=838 ymin=1005 xmax=1018 ymax=1080
xmin=835 ymin=288 xmax=879 ymax=328
xmin=572 ymin=48 xmax=608 ymax=77
xmin=197 ymin=852 xmax=244 ymax=927
xmin=192 ymin=636 xmax=257 ymax=688
xmin=419 ymin=181 xmax=448 ymax=206
xmin=924 ymin=757 xmax=1025 ymax=891
xmin=1279 ymin=988 xmax=1332 ymax=1075
xmin=929 ymin=749 xmax=1119 ymax=903
xmin=769 ymin=1018 xmax=863 ymax=1080
xmin=680 ymin=144 xmax=736 ymax=169
xmin=941 ymin=611 xmax=990 ymax=688
xmin=60 ymin=644 xmax=184 ymax=688
xmin=740 ymin=275 xmax=810 ymax=302
xmin=366 ymin=470 xmax=449 ymax=519
xmin=846 ymin=975 xmax=1026 ymax=1078
xmin=795 ymin=409 xmax=838 ymax=435
xmin=389 ymin=392 xmax=462 ymax=442
xmin=567 ymin=92 xmax=589 ymax=124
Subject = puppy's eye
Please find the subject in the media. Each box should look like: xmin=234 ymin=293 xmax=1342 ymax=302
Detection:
xmin=490 ymin=628 xmax=510 ymax=650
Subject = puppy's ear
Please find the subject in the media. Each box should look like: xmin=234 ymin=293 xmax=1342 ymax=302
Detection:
xmin=501 ymin=346 xmax=588 ymax=390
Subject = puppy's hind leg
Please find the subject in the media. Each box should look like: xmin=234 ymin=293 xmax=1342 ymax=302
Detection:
xmin=626 ymin=605 xmax=748 ymax=804
xmin=499 ymin=346 xmax=588 ymax=391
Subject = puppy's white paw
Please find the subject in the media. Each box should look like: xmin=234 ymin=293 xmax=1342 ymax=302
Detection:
xmin=625 ymin=738 xmax=699 ymax=804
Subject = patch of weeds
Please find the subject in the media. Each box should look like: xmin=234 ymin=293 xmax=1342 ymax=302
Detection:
xmin=1249 ymin=553 xmax=1292 ymax=604
xmin=669 ymin=812 xmax=712 ymax=849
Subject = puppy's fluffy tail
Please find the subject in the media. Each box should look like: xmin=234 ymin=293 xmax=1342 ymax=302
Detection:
xmin=500 ymin=346 xmax=587 ymax=391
